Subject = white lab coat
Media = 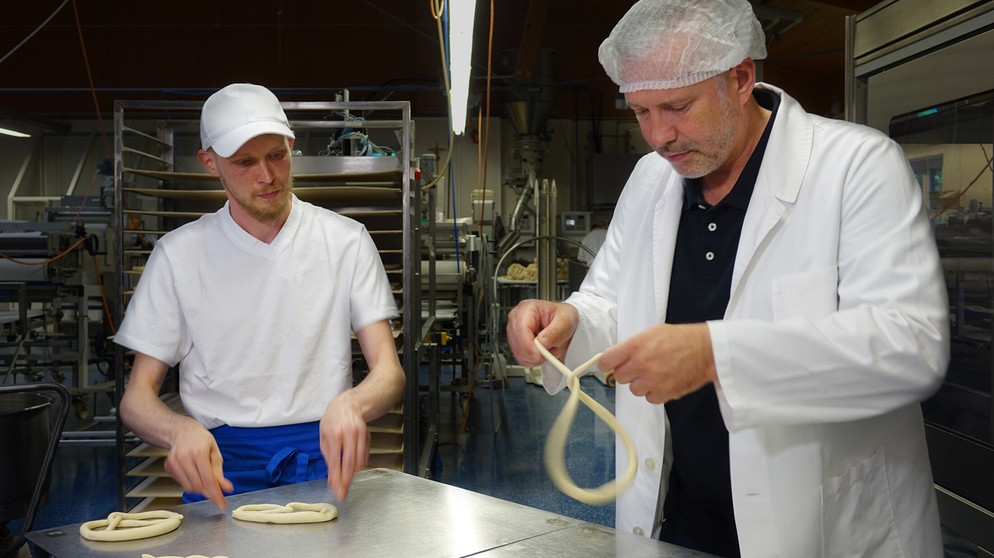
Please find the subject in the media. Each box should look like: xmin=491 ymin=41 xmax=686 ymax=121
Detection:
xmin=547 ymin=84 xmax=949 ymax=557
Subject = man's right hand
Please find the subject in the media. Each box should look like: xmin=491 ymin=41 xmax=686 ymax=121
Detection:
xmin=506 ymin=299 xmax=579 ymax=366
xmin=163 ymin=421 xmax=233 ymax=510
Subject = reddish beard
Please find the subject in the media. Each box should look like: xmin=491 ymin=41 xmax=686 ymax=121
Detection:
xmin=231 ymin=176 xmax=294 ymax=223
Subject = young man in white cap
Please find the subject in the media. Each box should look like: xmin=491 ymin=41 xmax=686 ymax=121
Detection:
xmin=505 ymin=0 xmax=949 ymax=555
xmin=117 ymin=83 xmax=405 ymax=509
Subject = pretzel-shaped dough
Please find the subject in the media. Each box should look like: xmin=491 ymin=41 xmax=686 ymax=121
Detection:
xmin=231 ymin=502 xmax=337 ymax=524
xmin=535 ymin=338 xmax=638 ymax=505
xmin=79 ymin=510 xmax=183 ymax=541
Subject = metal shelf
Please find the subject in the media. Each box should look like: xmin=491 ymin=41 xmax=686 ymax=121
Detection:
xmin=112 ymin=99 xmax=422 ymax=511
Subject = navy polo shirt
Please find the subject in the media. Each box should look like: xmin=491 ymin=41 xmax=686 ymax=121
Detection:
xmin=657 ymin=88 xmax=779 ymax=557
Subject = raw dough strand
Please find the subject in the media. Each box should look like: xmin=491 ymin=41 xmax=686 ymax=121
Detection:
xmin=231 ymin=502 xmax=337 ymax=524
xmin=534 ymin=338 xmax=638 ymax=505
xmin=79 ymin=510 xmax=183 ymax=542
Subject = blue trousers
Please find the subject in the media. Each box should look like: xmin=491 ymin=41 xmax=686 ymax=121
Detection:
xmin=181 ymin=421 xmax=328 ymax=504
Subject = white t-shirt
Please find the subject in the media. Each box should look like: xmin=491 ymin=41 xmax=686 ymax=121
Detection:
xmin=115 ymin=195 xmax=399 ymax=429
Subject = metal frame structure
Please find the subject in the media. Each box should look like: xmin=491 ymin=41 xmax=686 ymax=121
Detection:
xmin=111 ymin=98 xmax=423 ymax=509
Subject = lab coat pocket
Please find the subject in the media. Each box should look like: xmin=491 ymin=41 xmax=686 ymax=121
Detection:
xmin=821 ymin=448 xmax=902 ymax=558
xmin=770 ymin=266 xmax=838 ymax=322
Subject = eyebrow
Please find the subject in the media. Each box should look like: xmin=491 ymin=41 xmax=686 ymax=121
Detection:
xmin=629 ymin=94 xmax=695 ymax=111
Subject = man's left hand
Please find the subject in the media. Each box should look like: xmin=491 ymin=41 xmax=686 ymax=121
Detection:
xmin=599 ymin=323 xmax=717 ymax=404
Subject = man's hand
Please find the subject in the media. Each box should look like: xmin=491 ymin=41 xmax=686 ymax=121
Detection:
xmin=162 ymin=421 xmax=233 ymax=509
xmin=506 ymin=300 xmax=580 ymax=366
xmin=599 ymin=323 xmax=717 ymax=404
xmin=320 ymin=397 xmax=370 ymax=501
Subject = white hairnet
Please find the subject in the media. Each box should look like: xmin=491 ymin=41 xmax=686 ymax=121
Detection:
xmin=599 ymin=0 xmax=767 ymax=92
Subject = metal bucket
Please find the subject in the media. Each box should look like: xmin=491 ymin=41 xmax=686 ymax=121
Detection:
xmin=0 ymin=392 xmax=51 ymax=523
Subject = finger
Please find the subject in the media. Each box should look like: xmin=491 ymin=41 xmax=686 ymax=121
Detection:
xmin=507 ymin=322 xmax=542 ymax=366
xmin=598 ymin=348 xmax=631 ymax=383
xmin=163 ymin=457 xmax=194 ymax=493
xmin=210 ymin=446 xmax=234 ymax=495
xmin=645 ymin=390 xmax=667 ymax=405
xmin=533 ymin=329 xmax=561 ymax=359
xmin=340 ymin=426 xmax=370 ymax=500
xmin=509 ymin=302 xmax=551 ymax=364
xmin=358 ymin=429 xmax=370 ymax=470
xmin=324 ymin=433 xmax=344 ymax=500
xmin=198 ymin=452 xmax=227 ymax=509
xmin=627 ymin=378 xmax=648 ymax=398
xmin=338 ymin=437 xmax=356 ymax=500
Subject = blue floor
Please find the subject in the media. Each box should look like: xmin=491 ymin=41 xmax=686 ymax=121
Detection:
xmin=6 ymin=369 xmax=618 ymax=543
xmin=431 ymin=372 xmax=617 ymax=528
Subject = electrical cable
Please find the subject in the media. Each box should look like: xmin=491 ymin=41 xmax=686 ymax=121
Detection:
xmin=422 ymin=0 xmax=455 ymax=193
xmin=0 ymin=236 xmax=86 ymax=266
xmin=436 ymin=0 xmax=499 ymax=446
xmin=92 ymin=254 xmax=116 ymax=333
xmin=70 ymin=0 xmax=111 ymax=159
xmin=0 ymin=0 xmax=70 ymax=66
xmin=476 ymin=0 xmax=495 ymax=240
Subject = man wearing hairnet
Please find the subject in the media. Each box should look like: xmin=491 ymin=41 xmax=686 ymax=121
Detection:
xmin=505 ymin=0 xmax=949 ymax=556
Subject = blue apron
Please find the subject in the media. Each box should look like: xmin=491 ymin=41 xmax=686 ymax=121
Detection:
xmin=181 ymin=421 xmax=328 ymax=504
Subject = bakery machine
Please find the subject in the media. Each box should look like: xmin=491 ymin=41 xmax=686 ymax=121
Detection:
xmin=0 ymin=196 xmax=113 ymax=420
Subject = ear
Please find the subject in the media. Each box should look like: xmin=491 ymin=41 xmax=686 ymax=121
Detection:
xmin=198 ymin=149 xmax=220 ymax=177
xmin=730 ymin=59 xmax=757 ymax=103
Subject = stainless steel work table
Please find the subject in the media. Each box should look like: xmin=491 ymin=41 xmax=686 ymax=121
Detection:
xmin=27 ymin=468 xmax=712 ymax=557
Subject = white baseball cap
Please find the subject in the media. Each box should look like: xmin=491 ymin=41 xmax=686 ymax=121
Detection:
xmin=200 ymin=83 xmax=295 ymax=158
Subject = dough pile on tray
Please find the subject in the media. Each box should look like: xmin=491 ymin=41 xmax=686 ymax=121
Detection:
xmin=502 ymin=258 xmax=570 ymax=281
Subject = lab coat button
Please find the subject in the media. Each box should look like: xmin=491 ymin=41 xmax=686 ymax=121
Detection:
xmin=633 ymin=526 xmax=645 ymax=536
xmin=644 ymin=458 xmax=656 ymax=471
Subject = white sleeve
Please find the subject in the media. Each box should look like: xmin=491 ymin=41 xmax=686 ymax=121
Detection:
xmin=349 ymin=226 xmax=400 ymax=332
xmin=113 ymin=243 xmax=191 ymax=366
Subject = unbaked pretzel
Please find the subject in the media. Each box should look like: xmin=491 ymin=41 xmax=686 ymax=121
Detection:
xmin=535 ymin=338 xmax=638 ymax=505
xmin=231 ymin=502 xmax=337 ymax=524
xmin=79 ymin=510 xmax=183 ymax=541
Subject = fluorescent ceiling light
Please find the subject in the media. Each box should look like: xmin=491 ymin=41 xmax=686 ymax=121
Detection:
xmin=448 ymin=0 xmax=477 ymax=135
xmin=0 ymin=126 xmax=30 ymax=138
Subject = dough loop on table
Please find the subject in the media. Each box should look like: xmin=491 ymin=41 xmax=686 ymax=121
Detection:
xmin=535 ymin=338 xmax=638 ymax=505
xmin=231 ymin=502 xmax=337 ymax=524
xmin=79 ymin=510 xmax=183 ymax=542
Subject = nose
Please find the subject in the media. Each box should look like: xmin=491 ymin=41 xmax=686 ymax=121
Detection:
xmin=256 ymin=160 xmax=276 ymax=183
xmin=642 ymin=112 xmax=677 ymax=151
